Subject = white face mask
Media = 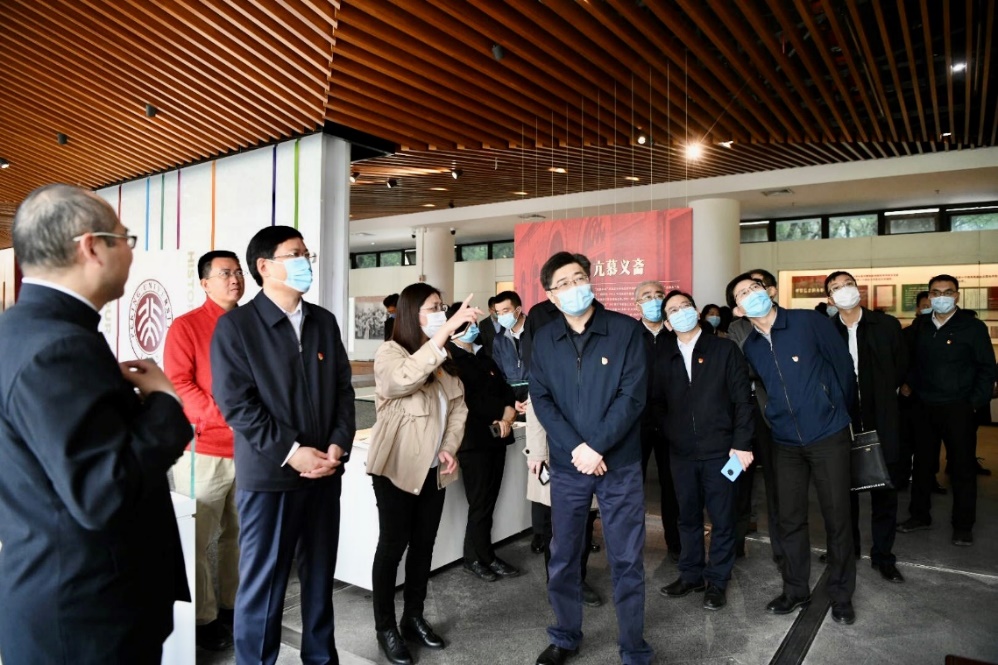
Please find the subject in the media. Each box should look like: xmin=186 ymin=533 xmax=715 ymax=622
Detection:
xmin=831 ymin=285 xmax=861 ymax=310
xmin=421 ymin=311 xmax=447 ymax=338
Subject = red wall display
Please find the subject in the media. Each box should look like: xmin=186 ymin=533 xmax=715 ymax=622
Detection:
xmin=513 ymin=209 xmax=693 ymax=317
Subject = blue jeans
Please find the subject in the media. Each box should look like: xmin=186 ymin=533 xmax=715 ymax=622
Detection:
xmin=547 ymin=461 xmax=653 ymax=665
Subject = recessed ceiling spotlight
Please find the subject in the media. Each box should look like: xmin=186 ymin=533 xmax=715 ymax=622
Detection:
xmin=0 ymin=158 xmax=9 ymax=169
xmin=387 ymin=178 xmax=398 ymax=188
xmin=370 ymin=241 xmax=376 ymax=246
xmin=451 ymin=168 xmax=463 ymax=179
xmin=350 ymin=171 xmax=360 ymax=183
xmin=422 ymin=203 xmax=436 ymax=207
xmin=512 ymin=190 xmax=529 ymax=195
xmin=57 ymin=133 xmax=69 ymax=145
xmin=685 ymin=143 xmax=703 ymax=160
xmin=940 ymin=131 xmax=952 ymax=138
xmin=430 ymin=187 xmax=448 ymax=191
xmin=951 ymin=62 xmax=966 ymax=73
xmin=491 ymin=43 xmax=505 ymax=61
xmin=145 ymin=103 xmax=158 ymax=118
xmin=624 ymin=176 xmax=640 ymax=182
xmin=718 ymin=140 xmax=734 ymax=148
xmin=548 ymin=167 xmax=567 ymax=174
xmin=636 ymin=134 xmax=646 ymax=145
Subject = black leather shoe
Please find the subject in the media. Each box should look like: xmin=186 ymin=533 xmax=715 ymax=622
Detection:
xmin=735 ymin=541 xmax=746 ymax=559
xmin=463 ymin=560 xmax=498 ymax=582
xmin=488 ymin=557 xmax=520 ymax=578
xmin=531 ymin=534 xmax=545 ymax=553
xmin=400 ymin=616 xmax=445 ymax=650
xmin=819 ymin=550 xmax=861 ymax=564
xmin=952 ymin=529 xmax=974 ymax=546
xmin=896 ymin=517 xmax=932 ymax=533
xmin=376 ymin=628 xmax=413 ymax=665
xmin=196 ymin=620 xmax=233 ymax=651
xmin=536 ymin=644 xmax=578 ymax=665
xmin=703 ymin=585 xmax=726 ymax=610
xmin=660 ymin=577 xmax=706 ymax=597
xmin=831 ymin=602 xmax=856 ymax=625
xmin=581 ymin=581 xmax=602 ymax=607
xmin=766 ymin=593 xmax=810 ymax=614
xmin=872 ymin=561 xmax=905 ymax=583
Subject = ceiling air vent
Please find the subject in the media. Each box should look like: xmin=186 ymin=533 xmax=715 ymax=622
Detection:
xmin=518 ymin=213 xmax=546 ymax=220
xmin=760 ymin=188 xmax=794 ymax=197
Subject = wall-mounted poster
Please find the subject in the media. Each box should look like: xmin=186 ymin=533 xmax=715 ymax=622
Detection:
xmin=901 ymin=284 xmax=925 ymax=312
xmin=353 ymin=296 xmax=387 ymax=340
xmin=791 ymin=275 xmax=827 ymax=299
xmin=874 ymin=284 xmax=896 ymax=311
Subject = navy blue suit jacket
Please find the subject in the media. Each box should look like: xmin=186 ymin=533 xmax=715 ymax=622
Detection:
xmin=0 ymin=283 xmax=192 ymax=664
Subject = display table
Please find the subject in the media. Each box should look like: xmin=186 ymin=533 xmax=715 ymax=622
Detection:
xmin=335 ymin=425 xmax=531 ymax=590
xmin=163 ymin=491 xmax=196 ymax=665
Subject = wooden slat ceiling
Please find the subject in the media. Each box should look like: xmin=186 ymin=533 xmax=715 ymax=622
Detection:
xmin=1 ymin=0 xmax=996 ymax=237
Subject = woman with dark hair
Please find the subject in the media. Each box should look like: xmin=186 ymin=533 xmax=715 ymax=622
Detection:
xmin=700 ymin=303 xmax=728 ymax=337
xmin=444 ymin=302 xmax=521 ymax=583
xmin=366 ymin=284 xmax=481 ymax=665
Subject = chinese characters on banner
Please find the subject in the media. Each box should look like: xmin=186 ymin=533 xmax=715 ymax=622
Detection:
xmin=513 ymin=209 xmax=693 ymax=318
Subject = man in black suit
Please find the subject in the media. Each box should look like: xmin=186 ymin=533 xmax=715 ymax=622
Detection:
xmin=211 ymin=225 xmax=356 ymax=665
xmin=383 ymin=293 xmax=398 ymax=341
xmin=0 ymin=184 xmax=193 ymax=664
xmin=477 ymin=295 xmax=501 ymax=359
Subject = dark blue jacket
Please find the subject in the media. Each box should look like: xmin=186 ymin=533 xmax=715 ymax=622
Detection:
xmin=653 ymin=330 xmax=754 ymax=460
xmin=211 ymin=291 xmax=356 ymax=492
xmin=741 ymin=308 xmax=854 ymax=446
xmin=492 ymin=325 xmax=530 ymax=384
xmin=529 ymin=301 xmax=647 ymax=472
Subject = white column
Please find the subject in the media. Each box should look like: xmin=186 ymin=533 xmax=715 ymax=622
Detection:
xmin=318 ymin=135 xmax=351 ymax=346
xmin=414 ymin=226 xmax=455 ymax=302
xmin=690 ymin=198 xmax=741 ymax=308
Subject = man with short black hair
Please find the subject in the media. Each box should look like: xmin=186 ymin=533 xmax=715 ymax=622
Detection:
xmin=478 ymin=295 xmax=501 ymax=359
xmin=824 ymin=270 xmax=906 ymax=582
xmin=898 ymin=275 xmax=995 ymax=546
xmin=530 ymin=251 xmax=651 ymax=665
xmin=0 ymin=184 xmax=192 ymax=664
xmin=165 ymin=249 xmax=245 ymax=650
xmin=726 ymin=271 xmax=857 ymax=625
xmin=383 ymin=293 xmax=399 ymax=341
xmin=493 ymin=290 xmax=530 ymax=401
xmin=211 ymin=225 xmax=356 ymax=664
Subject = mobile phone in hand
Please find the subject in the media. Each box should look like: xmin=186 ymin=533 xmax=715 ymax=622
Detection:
xmin=539 ymin=461 xmax=551 ymax=485
xmin=489 ymin=423 xmax=502 ymax=438
xmin=721 ymin=455 xmax=743 ymax=482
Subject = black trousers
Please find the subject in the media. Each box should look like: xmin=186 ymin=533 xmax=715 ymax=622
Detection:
xmin=909 ymin=401 xmax=978 ymax=530
xmin=539 ymin=505 xmax=596 ymax=582
xmin=371 ymin=470 xmax=446 ymax=631
xmin=640 ymin=426 xmax=681 ymax=552
xmin=672 ymin=455 xmax=737 ymax=589
xmin=850 ymin=461 xmax=900 ymax=565
xmin=775 ymin=428 xmax=855 ymax=605
xmin=459 ymin=448 xmax=507 ymax=564
xmin=748 ymin=405 xmax=785 ymax=563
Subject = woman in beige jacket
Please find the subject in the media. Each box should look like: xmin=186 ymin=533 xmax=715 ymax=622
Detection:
xmin=367 ymin=283 xmax=481 ymax=665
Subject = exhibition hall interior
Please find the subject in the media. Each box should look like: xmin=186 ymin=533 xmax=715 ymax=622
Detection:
xmin=1 ymin=1 xmax=997 ymax=664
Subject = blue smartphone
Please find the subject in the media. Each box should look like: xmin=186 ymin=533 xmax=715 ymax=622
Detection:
xmin=721 ymin=455 xmax=743 ymax=482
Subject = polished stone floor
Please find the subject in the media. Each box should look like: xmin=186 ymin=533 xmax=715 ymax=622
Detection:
xmin=199 ymin=429 xmax=998 ymax=665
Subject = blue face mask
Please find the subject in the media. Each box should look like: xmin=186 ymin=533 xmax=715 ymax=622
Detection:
xmin=826 ymin=305 xmax=838 ymax=317
xmin=706 ymin=315 xmax=721 ymax=329
xmin=497 ymin=311 xmax=519 ymax=330
xmin=557 ymin=283 xmax=595 ymax=317
xmin=931 ymin=295 xmax=956 ymax=315
xmin=457 ymin=323 xmax=479 ymax=344
xmin=278 ymin=256 xmax=312 ymax=294
xmin=640 ymin=299 xmax=663 ymax=322
xmin=668 ymin=307 xmax=699 ymax=333
xmin=920 ymin=307 xmax=933 ymax=315
xmin=740 ymin=289 xmax=773 ymax=318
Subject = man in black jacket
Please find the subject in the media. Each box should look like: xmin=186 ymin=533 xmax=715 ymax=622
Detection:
xmin=383 ymin=293 xmax=398 ymax=341
xmin=211 ymin=225 xmax=356 ymax=664
xmin=477 ymin=295 xmax=501 ymax=359
xmin=897 ymin=274 xmax=995 ymax=546
xmin=653 ymin=291 xmax=753 ymax=611
xmin=825 ymin=271 xmax=907 ymax=582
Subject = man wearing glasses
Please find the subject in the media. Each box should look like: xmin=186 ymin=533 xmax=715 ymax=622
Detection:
xmin=163 ymin=250 xmax=245 ymax=650
xmin=898 ymin=274 xmax=995 ymax=546
xmin=530 ymin=252 xmax=652 ymax=665
xmin=211 ymin=226 xmax=356 ymax=664
xmin=725 ymin=271 xmax=857 ymax=625
xmin=633 ymin=281 xmax=682 ymax=564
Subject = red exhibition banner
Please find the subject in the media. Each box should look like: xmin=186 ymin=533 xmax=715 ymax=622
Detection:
xmin=513 ymin=209 xmax=693 ymax=317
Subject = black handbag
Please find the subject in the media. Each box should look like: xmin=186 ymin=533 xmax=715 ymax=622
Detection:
xmin=850 ymin=384 xmax=893 ymax=492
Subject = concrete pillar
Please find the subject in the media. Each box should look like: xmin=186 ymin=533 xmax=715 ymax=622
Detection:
xmin=318 ymin=135 xmax=351 ymax=346
xmin=690 ymin=198 xmax=741 ymax=308
xmin=414 ymin=226 xmax=455 ymax=302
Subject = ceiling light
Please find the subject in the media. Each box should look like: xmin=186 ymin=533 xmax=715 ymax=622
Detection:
xmin=940 ymin=132 xmax=952 ymax=138
xmin=624 ymin=176 xmax=640 ymax=182
xmin=491 ymin=44 xmax=505 ymax=61
xmin=951 ymin=62 xmax=966 ymax=73
xmin=370 ymin=242 xmax=376 ymax=246
xmin=422 ymin=203 xmax=435 ymax=207
xmin=57 ymin=133 xmax=69 ymax=145
xmin=637 ymin=134 xmax=647 ymax=145
xmin=0 ymin=158 xmax=9 ymax=169
xmin=145 ymin=104 xmax=158 ymax=118
xmin=684 ymin=143 xmax=703 ymax=160
xmin=740 ymin=221 xmax=769 ymax=227
xmin=350 ymin=171 xmax=359 ymax=183
xmin=884 ymin=208 xmax=939 ymax=216
xmin=512 ymin=190 xmax=528 ymax=195
xmin=451 ymin=168 xmax=463 ymax=179
xmin=387 ymin=178 xmax=398 ymax=188
xmin=718 ymin=140 xmax=734 ymax=148
xmin=548 ymin=167 xmax=567 ymax=174
xmin=430 ymin=187 xmax=448 ymax=191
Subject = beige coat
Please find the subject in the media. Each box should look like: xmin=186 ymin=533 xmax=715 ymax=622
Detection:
xmin=367 ymin=340 xmax=468 ymax=495
xmin=522 ymin=399 xmax=597 ymax=510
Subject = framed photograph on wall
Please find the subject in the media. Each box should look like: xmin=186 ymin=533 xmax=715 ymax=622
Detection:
xmin=874 ymin=284 xmax=896 ymax=312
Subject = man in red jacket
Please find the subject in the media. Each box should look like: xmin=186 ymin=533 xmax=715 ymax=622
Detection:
xmin=164 ymin=250 xmax=245 ymax=651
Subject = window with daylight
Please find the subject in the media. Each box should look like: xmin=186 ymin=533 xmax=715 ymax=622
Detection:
xmin=460 ymin=244 xmax=488 ymax=261
xmin=775 ymin=218 xmax=821 ymax=241
xmin=379 ymin=251 xmax=402 ymax=267
xmin=829 ymin=214 xmax=877 ymax=238
xmin=740 ymin=222 xmax=769 ymax=243
xmin=492 ymin=241 xmax=515 ymax=259
xmin=354 ymin=253 xmax=377 ymax=268
xmin=887 ymin=211 xmax=938 ymax=234
xmin=951 ymin=212 xmax=998 ymax=232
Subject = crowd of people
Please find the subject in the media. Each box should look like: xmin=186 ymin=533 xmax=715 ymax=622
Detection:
xmin=0 ymin=184 xmax=993 ymax=665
